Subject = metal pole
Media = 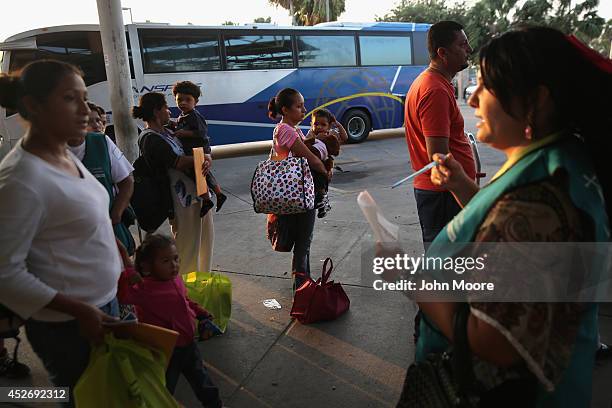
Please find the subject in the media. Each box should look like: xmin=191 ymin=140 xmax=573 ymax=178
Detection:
xmin=326 ymin=0 xmax=330 ymax=22
xmin=96 ymin=0 xmax=138 ymax=162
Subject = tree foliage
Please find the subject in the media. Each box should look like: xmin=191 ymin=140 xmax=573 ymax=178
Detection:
xmin=268 ymin=0 xmax=346 ymax=26
xmin=379 ymin=0 xmax=468 ymax=26
xmin=590 ymin=19 xmax=612 ymax=57
xmin=254 ymin=17 xmax=273 ymax=23
xmin=379 ymin=0 xmax=609 ymax=57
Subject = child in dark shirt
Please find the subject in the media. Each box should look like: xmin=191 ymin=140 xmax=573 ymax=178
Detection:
xmin=171 ymin=81 xmax=227 ymax=214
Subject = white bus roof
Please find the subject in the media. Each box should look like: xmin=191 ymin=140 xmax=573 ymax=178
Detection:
xmin=4 ymin=21 xmax=430 ymax=42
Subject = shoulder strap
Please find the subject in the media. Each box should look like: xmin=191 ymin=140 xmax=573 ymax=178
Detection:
xmin=137 ymin=129 xmax=160 ymax=173
xmin=82 ymin=132 xmax=114 ymax=201
xmin=452 ymin=303 xmax=475 ymax=393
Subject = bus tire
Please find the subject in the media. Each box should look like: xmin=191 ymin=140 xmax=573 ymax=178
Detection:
xmin=342 ymin=109 xmax=371 ymax=143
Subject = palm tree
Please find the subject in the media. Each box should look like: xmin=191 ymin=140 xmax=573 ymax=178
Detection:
xmin=268 ymin=0 xmax=346 ymax=26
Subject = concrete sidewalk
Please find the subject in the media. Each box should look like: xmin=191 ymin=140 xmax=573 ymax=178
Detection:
xmin=2 ymin=129 xmax=611 ymax=407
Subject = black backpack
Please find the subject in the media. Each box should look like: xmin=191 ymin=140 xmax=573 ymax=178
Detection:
xmin=131 ymin=130 xmax=174 ymax=233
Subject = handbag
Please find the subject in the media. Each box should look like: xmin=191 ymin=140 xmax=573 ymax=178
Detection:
xmin=397 ymin=304 xmax=477 ymax=408
xmin=397 ymin=305 xmax=537 ymax=408
xmin=131 ymin=130 xmax=174 ymax=233
xmin=266 ymin=214 xmax=296 ymax=252
xmin=250 ymin=149 xmax=315 ymax=215
xmin=74 ymin=333 xmax=180 ymax=408
xmin=290 ymin=258 xmax=350 ymax=324
xmin=183 ymin=272 xmax=232 ymax=333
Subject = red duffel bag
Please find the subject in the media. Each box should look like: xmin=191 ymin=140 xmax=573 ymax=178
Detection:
xmin=290 ymin=258 xmax=350 ymax=324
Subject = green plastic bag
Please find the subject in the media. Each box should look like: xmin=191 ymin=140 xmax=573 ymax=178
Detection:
xmin=74 ymin=334 xmax=180 ymax=408
xmin=183 ymin=271 xmax=232 ymax=333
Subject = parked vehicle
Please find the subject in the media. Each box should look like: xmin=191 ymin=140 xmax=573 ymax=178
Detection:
xmin=0 ymin=21 xmax=432 ymax=157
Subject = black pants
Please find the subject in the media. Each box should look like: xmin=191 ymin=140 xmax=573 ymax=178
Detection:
xmin=290 ymin=209 xmax=317 ymax=288
xmin=25 ymin=299 xmax=119 ymax=407
xmin=312 ymin=171 xmax=329 ymax=206
xmin=414 ymin=189 xmax=461 ymax=251
xmin=166 ymin=342 xmax=221 ymax=408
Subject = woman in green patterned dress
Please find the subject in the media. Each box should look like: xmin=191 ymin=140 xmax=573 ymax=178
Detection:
xmin=401 ymin=26 xmax=611 ymax=407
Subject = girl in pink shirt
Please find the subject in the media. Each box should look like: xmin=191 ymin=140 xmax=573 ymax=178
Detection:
xmin=266 ymin=88 xmax=327 ymax=292
xmin=118 ymin=234 xmax=222 ymax=408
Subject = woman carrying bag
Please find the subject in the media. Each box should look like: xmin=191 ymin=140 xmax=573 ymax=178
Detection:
xmin=0 ymin=60 xmax=122 ymax=406
xmin=387 ymin=27 xmax=611 ymax=407
xmin=132 ymin=92 xmax=214 ymax=275
xmin=266 ymin=88 xmax=327 ymax=291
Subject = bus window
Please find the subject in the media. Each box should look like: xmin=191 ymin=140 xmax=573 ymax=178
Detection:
xmin=224 ymin=35 xmax=293 ymax=70
xmin=412 ymin=31 xmax=429 ymax=66
xmin=296 ymin=35 xmax=356 ymax=67
xmin=8 ymin=31 xmax=107 ymax=86
xmin=359 ymin=35 xmax=412 ymax=66
xmin=140 ymin=30 xmax=221 ymax=73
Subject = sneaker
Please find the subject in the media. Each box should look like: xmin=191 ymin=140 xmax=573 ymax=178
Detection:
xmin=317 ymin=195 xmax=331 ymax=218
xmin=215 ymin=193 xmax=227 ymax=212
xmin=0 ymin=348 xmax=30 ymax=378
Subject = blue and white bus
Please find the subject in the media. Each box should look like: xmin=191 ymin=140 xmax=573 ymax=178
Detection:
xmin=0 ymin=21 xmax=430 ymax=157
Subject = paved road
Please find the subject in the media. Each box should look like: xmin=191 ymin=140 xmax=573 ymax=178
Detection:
xmin=2 ymin=102 xmax=610 ymax=407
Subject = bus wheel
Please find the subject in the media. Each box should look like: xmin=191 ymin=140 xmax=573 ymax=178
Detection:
xmin=343 ymin=109 xmax=371 ymax=143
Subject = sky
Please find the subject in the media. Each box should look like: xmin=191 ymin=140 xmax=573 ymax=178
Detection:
xmin=1 ymin=0 xmax=611 ymax=42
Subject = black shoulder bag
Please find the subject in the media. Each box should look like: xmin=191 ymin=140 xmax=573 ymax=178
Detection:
xmin=131 ymin=130 xmax=174 ymax=233
xmin=396 ymin=304 xmax=537 ymax=408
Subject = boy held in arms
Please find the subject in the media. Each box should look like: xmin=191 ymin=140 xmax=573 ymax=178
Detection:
xmin=304 ymin=108 xmax=348 ymax=218
xmin=171 ymin=81 xmax=227 ymax=215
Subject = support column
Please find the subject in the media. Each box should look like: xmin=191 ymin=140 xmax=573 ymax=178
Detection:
xmin=96 ymin=0 xmax=138 ymax=162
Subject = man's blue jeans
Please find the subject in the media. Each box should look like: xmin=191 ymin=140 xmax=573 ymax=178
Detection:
xmin=25 ymin=298 xmax=119 ymax=407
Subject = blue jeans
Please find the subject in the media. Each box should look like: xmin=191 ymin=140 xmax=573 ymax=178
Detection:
xmin=25 ymin=298 xmax=119 ymax=407
xmin=414 ymin=188 xmax=461 ymax=250
xmin=166 ymin=341 xmax=221 ymax=408
xmin=290 ymin=209 xmax=316 ymax=289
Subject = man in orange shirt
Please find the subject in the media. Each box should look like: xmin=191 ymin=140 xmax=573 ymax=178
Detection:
xmin=405 ymin=21 xmax=476 ymax=249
